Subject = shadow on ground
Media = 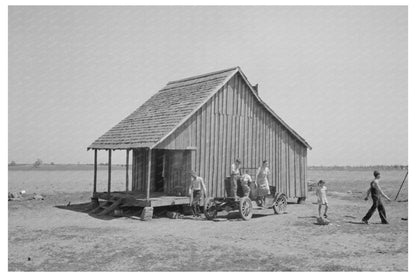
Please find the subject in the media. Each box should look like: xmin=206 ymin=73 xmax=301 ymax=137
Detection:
xmin=54 ymin=202 xmax=142 ymax=221
xmin=55 ymin=202 xmax=285 ymax=222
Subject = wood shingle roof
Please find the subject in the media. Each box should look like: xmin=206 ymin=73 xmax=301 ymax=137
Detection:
xmin=88 ymin=67 xmax=311 ymax=150
xmin=88 ymin=67 xmax=238 ymax=149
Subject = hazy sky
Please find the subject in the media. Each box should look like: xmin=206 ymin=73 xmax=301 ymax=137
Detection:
xmin=8 ymin=6 xmax=407 ymax=166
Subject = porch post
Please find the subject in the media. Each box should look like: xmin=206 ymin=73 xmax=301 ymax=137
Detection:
xmin=107 ymin=149 xmax=112 ymax=199
xmin=125 ymin=149 xmax=129 ymax=192
xmin=146 ymin=147 xmax=152 ymax=200
xmin=93 ymin=149 xmax=97 ymax=195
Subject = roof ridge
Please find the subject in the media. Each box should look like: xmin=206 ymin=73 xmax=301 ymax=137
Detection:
xmin=159 ymin=76 xmax=225 ymax=92
xmin=166 ymin=66 xmax=239 ymax=85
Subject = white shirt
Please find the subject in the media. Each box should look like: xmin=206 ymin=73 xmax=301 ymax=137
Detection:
xmin=231 ymin=163 xmax=240 ymax=175
xmin=242 ymin=173 xmax=252 ymax=184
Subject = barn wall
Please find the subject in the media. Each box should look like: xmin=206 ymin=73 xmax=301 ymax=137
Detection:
xmin=155 ymin=73 xmax=308 ymax=198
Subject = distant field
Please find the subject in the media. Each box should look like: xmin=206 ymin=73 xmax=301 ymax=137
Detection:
xmin=8 ymin=164 xmax=129 ymax=171
xmin=308 ymin=169 xmax=408 ymax=200
xmin=8 ymin=166 xmax=408 ymax=201
xmin=8 ymin=167 xmax=128 ymax=194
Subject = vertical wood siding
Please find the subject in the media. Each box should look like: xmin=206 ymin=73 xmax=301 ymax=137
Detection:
xmin=132 ymin=148 xmax=148 ymax=192
xmin=140 ymin=73 xmax=308 ymax=198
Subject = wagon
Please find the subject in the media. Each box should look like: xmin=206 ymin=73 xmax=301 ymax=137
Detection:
xmin=204 ymin=171 xmax=288 ymax=220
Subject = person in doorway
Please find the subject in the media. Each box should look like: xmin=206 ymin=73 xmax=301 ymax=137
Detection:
xmin=241 ymin=170 xmax=252 ymax=197
xmin=362 ymin=170 xmax=391 ymax=224
xmin=256 ymin=160 xmax=271 ymax=206
xmin=230 ymin=159 xmax=241 ymax=198
xmin=315 ymin=180 xmax=329 ymax=218
xmin=189 ymin=171 xmax=207 ymax=217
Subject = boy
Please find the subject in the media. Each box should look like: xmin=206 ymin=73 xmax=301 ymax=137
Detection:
xmin=315 ymin=180 xmax=329 ymax=218
xmin=362 ymin=170 xmax=391 ymax=224
xmin=241 ymin=170 xmax=252 ymax=197
xmin=189 ymin=171 xmax=207 ymax=217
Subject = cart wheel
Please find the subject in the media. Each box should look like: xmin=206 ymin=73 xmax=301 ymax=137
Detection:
xmin=204 ymin=198 xmax=218 ymax=220
xmin=273 ymin=194 xmax=288 ymax=214
xmin=256 ymin=197 xmax=264 ymax=207
xmin=239 ymin=197 xmax=253 ymax=220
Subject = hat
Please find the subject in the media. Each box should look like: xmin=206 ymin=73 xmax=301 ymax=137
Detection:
xmin=189 ymin=170 xmax=198 ymax=176
xmin=235 ymin=158 xmax=241 ymax=163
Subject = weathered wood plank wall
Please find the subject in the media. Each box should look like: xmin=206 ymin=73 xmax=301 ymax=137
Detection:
xmin=155 ymin=72 xmax=308 ymax=198
xmin=132 ymin=148 xmax=148 ymax=192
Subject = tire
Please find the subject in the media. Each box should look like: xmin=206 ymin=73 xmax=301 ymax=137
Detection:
xmin=256 ymin=197 xmax=264 ymax=207
xmin=204 ymin=198 xmax=218 ymax=220
xmin=273 ymin=193 xmax=288 ymax=214
xmin=239 ymin=197 xmax=253 ymax=220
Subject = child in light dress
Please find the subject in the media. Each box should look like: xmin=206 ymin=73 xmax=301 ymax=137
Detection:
xmin=315 ymin=180 xmax=329 ymax=218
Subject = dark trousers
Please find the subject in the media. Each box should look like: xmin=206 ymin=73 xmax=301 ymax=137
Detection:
xmin=362 ymin=197 xmax=388 ymax=223
xmin=191 ymin=190 xmax=201 ymax=216
xmin=230 ymin=175 xmax=238 ymax=198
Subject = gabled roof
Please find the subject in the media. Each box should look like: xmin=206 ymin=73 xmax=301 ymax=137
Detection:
xmin=88 ymin=67 xmax=311 ymax=150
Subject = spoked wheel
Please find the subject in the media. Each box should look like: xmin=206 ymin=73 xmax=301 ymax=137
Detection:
xmin=256 ymin=197 xmax=264 ymax=207
xmin=239 ymin=197 xmax=253 ymax=220
xmin=273 ymin=193 xmax=288 ymax=214
xmin=204 ymin=198 xmax=218 ymax=220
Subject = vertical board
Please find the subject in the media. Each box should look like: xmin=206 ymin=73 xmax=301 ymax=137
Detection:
xmin=206 ymin=98 xmax=213 ymax=196
xmin=281 ymin=129 xmax=288 ymax=194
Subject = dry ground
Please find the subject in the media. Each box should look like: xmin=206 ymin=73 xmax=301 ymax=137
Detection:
xmin=8 ymin=188 xmax=408 ymax=271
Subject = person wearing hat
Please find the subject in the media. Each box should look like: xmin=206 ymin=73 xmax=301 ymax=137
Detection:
xmin=362 ymin=170 xmax=391 ymax=224
xmin=230 ymin=159 xmax=241 ymax=198
xmin=188 ymin=171 xmax=207 ymax=217
xmin=315 ymin=180 xmax=329 ymax=218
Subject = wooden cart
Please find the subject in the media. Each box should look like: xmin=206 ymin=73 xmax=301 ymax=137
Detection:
xmin=204 ymin=172 xmax=288 ymax=221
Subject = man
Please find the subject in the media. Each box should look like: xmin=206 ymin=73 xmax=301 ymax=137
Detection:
xmin=189 ymin=171 xmax=207 ymax=217
xmin=362 ymin=170 xmax=391 ymax=224
xmin=230 ymin=159 xmax=241 ymax=198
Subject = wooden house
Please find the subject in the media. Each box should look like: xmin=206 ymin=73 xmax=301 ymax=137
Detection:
xmin=88 ymin=67 xmax=311 ymax=213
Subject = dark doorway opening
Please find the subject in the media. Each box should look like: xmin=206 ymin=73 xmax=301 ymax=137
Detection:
xmin=153 ymin=149 xmax=165 ymax=193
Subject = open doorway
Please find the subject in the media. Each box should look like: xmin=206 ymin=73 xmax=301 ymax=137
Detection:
xmin=153 ymin=149 xmax=165 ymax=193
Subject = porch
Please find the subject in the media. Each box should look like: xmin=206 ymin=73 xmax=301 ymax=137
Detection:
xmin=89 ymin=147 xmax=194 ymax=209
xmin=93 ymin=191 xmax=190 ymax=208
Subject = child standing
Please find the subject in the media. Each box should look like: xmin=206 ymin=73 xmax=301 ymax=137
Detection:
xmin=315 ymin=180 xmax=329 ymax=218
xmin=241 ymin=170 xmax=252 ymax=197
xmin=189 ymin=171 xmax=207 ymax=217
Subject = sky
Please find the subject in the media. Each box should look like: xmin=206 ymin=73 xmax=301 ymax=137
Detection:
xmin=8 ymin=6 xmax=408 ymax=166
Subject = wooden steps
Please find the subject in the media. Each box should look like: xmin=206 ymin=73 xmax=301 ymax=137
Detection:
xmin=90 ymin=198 xmax=123 ymax=216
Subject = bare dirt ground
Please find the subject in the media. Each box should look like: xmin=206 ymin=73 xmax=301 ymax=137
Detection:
xmin=8 ymin=188 xmax=408 ymax=271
